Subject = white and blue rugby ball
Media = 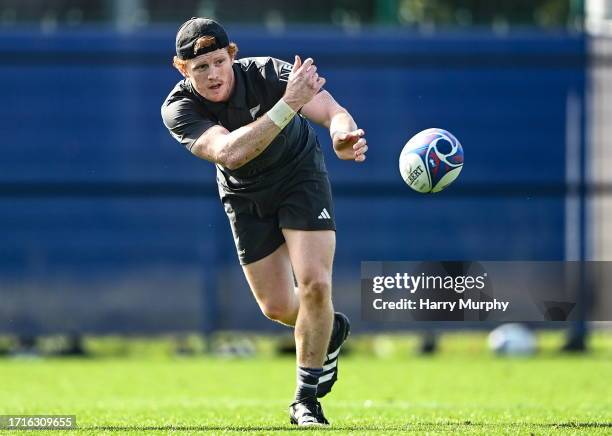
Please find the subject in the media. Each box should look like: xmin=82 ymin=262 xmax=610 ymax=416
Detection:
xmin=399 ymin=128 xmax=464 ymax=193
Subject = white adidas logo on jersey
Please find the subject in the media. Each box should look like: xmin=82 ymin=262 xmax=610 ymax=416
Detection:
xmin=318 ymin=208 xmax=331 ymax=220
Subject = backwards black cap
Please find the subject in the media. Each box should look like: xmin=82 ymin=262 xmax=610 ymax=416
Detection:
xmin=175 ymin=17 xmax=229 ymax=60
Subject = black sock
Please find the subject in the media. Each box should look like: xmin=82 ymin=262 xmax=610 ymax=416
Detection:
xmin=295 ymin=366 xmax=323 ymax=402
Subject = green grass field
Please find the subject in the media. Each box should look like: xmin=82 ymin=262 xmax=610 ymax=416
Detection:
xmin=1 ymin=333 xmax=611 ymax=435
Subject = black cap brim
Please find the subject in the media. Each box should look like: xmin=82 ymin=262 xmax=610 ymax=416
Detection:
xmin=176 ymin=17 xmax=229 ymax=60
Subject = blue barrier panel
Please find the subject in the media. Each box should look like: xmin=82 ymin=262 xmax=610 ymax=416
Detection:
xmin=0 ymin=27 xmax=586 ymax=334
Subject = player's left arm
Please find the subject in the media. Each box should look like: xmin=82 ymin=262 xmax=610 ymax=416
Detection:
xmin=300 ymin=90 xmax=367 ymax=162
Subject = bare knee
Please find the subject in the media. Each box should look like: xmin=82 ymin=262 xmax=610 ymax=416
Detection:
xmin=298 ymin=277 xmax=331 ymax=306
xmin=260 ymin=300 xmax=294 ymax=322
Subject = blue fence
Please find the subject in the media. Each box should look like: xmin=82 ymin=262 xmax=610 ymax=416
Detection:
xmin=0 ymin=27 xmax=587 ymax=334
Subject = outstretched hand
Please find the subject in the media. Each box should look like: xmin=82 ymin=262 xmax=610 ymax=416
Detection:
xmin=333 ymin=129 xmax=368 ymax=162
xmin=283 ymin=55 xmax=326 ymax=111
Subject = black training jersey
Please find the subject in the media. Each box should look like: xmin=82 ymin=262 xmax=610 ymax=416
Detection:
xmin=161 ymin=57 xmax=323 ymax=192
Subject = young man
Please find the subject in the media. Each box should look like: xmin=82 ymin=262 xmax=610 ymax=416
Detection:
xmin=161 ymin=17 xmax=368 ymax=426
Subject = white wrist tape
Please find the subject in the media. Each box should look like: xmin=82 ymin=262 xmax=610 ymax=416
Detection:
xmin=267 ymin=99 xmax=296 ymax=130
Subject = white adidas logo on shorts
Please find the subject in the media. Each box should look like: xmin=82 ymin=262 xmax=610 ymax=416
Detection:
xmin=318 ymin=208 xmax=331 ymax=220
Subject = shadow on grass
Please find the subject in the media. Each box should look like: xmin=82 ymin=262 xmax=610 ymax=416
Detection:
xmin=85 ymin=422 xmax=612 ymax=432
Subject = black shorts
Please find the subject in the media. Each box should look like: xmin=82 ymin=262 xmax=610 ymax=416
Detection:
xmin=221 ymin=170 xmax=336 ymax=265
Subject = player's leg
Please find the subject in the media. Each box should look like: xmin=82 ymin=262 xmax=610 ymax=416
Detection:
xmin=242 ymin=243 xmax=298 ymax=326
xmin=282 ymin=229 xmax=335 ymax=369
xmin=221 ymin=192 xmax=299 ymax=326
xmin=284 ymin=228 xmax=335 ymax=427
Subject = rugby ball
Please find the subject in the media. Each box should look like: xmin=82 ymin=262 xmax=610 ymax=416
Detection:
xmin=399 ymin=128 xmax=464 ymax=193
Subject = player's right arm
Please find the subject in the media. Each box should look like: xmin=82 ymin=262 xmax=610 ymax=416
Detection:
xmin=190 ymin=119 xmax=277 ymax=170
xmin=190 ymin=56 xmax=324 ymax=170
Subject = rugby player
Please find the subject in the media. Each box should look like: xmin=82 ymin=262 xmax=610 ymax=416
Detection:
xmin=161 ymin=17 xmax=368 ymax=426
